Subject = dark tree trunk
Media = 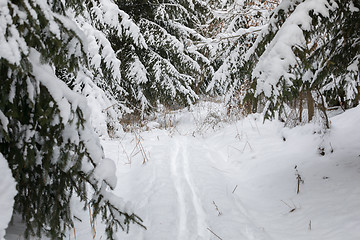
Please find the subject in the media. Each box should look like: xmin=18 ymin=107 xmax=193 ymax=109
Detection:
xmin=307 ymin=89 xmax=314 ymax=122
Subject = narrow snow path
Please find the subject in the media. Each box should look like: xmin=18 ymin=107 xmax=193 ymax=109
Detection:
xmin=4 ymin=105 xmax=360 ymax=240
xmin=110 ymin=129 xmax=275 ymax=240
xmin=170 ymin=137 xmax=208 ymax=239
xmin=107 ymin=107 xmax=360 ymax=240
xmin=170 ymin=140 xmax=188 ymax=239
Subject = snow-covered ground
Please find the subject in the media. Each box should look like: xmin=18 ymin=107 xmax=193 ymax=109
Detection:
xmin=0 ymin=153 xmax=17 ymax=240
xmin=5 ymin=102 xmax=360 ymax=239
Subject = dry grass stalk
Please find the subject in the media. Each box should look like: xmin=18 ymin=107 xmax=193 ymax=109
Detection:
xmin=69 ymin=222 xmax=77 ymax=240
xmin=294 ymin=165 xmax=304 ymax=194
xmin=207 ymin=227 xmax=223 ymax=240
xmin=73 ymin=225 xmax=76 ymax=240
xmin=212 ymin=201 xmax=222 ymax=216
xmin=242 ymin=141 xmax=253 ymax=152
xmin=134 ymin=131 xmax=149 ymax=164
xmin=281 ymin=200 xmax=297 ymax=213
xmin=119 ymin=141 xmax=132 ymax=165
xmin=88 ymin=203 xmax=96 ymax=239
xmin=232 ymin=185 xmax=238 ymax=194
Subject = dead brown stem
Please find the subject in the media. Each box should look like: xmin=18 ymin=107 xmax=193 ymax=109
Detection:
xmin=207 ymin=228 xmax=223 ymax=240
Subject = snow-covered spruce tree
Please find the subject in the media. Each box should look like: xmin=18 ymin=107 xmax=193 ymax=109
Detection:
xmin=311 ymin=1 xmax=360 ymax=111
xmin=115 ymin=0 xmax=214 ymax=116
xmin=57 ymin=0 xmax=148 ymax=135
xmin=240 ymin=0 xmax=315 ymax=119
xmin=240 ymin=0 xmax=359 ymax=125
xmin=0 ymin=1 xmax=144 ymax=239
xmin=205 ymin=0 xmax=280 ymax=114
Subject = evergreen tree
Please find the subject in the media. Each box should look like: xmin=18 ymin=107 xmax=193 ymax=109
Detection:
xmin=205 ymin=0 xmax=280 ymax=114
xmin=62 ymin=0 xmax=147 ymax=134
xmin=115 ymin=0 xmax=214 ymax=116
xmin=0 ymin=0 xmax=144 ymax=239
xmin=238 ymin=0 xmax=359 ymax=125
xmin=311 ymin=1 xmax=360 ymax=110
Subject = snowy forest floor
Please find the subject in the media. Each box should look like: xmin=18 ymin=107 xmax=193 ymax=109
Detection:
xmin=6 ymin=101 xmax=360 ymax=240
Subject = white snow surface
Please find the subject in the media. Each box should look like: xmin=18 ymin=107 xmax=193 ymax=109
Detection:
xmin=5 ymin=102 xmax=360 ymax=239
xmin=0 ymin=153 xmax=17 ymax=240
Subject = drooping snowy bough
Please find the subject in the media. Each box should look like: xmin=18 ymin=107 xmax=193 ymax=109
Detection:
xmin=0 ymin=1 xmax=144 ymax=239
xmin=232 ymin=0 xmax=359 ymax=124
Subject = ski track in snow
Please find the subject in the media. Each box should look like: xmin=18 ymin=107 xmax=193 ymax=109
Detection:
xmin=166 ymin=134 xmax=272 ymax=240
xmin=170 ymin=137 xmax=208 ymax=239
xmin=109 ymin=127 xmax=279 ymax=240
xmin=170 ymin=139 xmax=188 ymax=239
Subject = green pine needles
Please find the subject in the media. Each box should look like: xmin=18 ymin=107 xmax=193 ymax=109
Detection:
xmin=238 ymin=0 xmax=359 ymax=125
xmin=0 ymin=0 xmax=144 ymax=239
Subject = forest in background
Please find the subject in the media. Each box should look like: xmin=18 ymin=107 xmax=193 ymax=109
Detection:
xmin=0 ymin=0 xmax=359 ymax=239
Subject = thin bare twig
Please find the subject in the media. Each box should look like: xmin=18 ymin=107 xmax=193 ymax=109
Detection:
xmin=232 ymin=185 xmax=238 ymax=194
xmin=119 ymin=141 xmax=131 ymax=165
xmin=295 ymin=165 xmax=304 ymax=194
xmin=281 ymin=200 xmax=296 ymax=213
xmin=129 ymin=131 xmax=149 ymax=164
xmin=281 ymin=200 xmax=292 ymax=209
xmin=134 ymin=131 xmax=149 ymax=164
xmin=207 ymin=228 xmax=223 ymax=240
xmin=242 ymin=141 xmax=253 ymax=152
xmin=254 ymin=119 xmax=261 ymax=135
xmin=88 ymin=204 xmax=96 ymax=239
xmin=194 ymin=28 xmax=262 ymax=45
xmin=228 ymin=145 xmax=242 ymax=153
xmin=102 ymin=103 xmax=118 ymax=112
xmin=212 ymin=201 xmax=222 ymax=216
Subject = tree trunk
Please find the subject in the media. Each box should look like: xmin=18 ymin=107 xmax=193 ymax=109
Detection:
xmin=299 ymin=91 xmax=303 ymax=123
xmin=315 ymin=88 xmax=329 ymax=128
xmin=252 ymin=97 xmax=258 ymax=113
xmin=355 ymin=85 xmax=360 ymax=107
xmin=194 ymin=67 xmax=204 ymax=95
xmin=307 ymin=89 xmax=314 ymax=122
